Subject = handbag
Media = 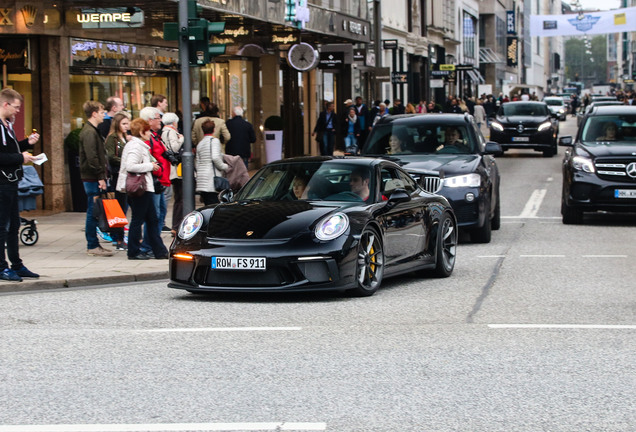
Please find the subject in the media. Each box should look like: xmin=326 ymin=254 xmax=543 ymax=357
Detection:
xmin=209 ymin=137 xmax=230 ymax=191
xmin=125 ymin=172 xmax=146 ymax=197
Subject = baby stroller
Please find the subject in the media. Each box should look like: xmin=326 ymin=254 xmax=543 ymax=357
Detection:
xmin=17 ymin=165 xmax=43 ymax=246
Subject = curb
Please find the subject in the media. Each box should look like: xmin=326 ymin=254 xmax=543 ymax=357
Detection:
xmin=0 ymin=271 xmax=169 ymax=294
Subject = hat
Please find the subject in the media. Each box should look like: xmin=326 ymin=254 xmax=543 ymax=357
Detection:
xmin=344 ymin=99 xmax=353 ymax=105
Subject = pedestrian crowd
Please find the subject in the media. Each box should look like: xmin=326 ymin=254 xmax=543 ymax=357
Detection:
xmin=0 ymin=90 xmax=254 ymax=281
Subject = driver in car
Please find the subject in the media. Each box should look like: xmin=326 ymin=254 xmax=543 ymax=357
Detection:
xmin=349 ymin=168 xmax=371 ymax=202
xmin=438 ymin=127 xmax=470 ymax=152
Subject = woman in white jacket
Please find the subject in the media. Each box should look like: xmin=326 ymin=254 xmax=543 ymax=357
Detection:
xmin=161 ymin=112 xmax=184 ymax=233
xmin=116 ymin=118 xmax=169 ymax=260
xmin=195 ymin=119 xmax=228 ymax=205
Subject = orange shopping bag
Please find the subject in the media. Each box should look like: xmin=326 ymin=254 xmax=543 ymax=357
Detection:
xmin=103 ymin=198 xmax=128 ymax=228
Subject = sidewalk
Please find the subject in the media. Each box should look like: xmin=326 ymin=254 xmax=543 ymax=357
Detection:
xmin=0 ymin=211 xmax=172 ymax=293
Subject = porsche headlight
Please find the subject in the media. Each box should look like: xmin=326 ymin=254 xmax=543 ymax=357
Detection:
xmin=572 ymin=155 xmax=595 ymax=173
xmin=178 ymin=211 xmax=204 ymax=240
xmin=538 ymin=121 xmax=552 ymax=132
xmin=491 ymin=122 xmax=504 ymax=132
xmin=315 ymin=213 xmax=349 ymax=241
xmin=443 ymin=173 xmax=481 ymax=188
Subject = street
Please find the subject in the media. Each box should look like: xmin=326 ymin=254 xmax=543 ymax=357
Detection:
xmin=1 ymin=119 xmax=635 ymax=431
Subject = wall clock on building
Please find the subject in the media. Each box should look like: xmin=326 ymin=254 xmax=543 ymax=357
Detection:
xmin=287 ymin=42 xmax=319 ymax=71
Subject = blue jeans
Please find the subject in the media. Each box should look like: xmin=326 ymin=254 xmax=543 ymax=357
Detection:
xmin=83 ymin=181 xmax=101 ymax=250
xmin=140 ymin=191 xmax=166 ymax=252
xmin=345 ymin=134 xmax=358 ymax=153
xmin=0 ymin=184 xmax=22 ymax=270
xmin=128 ymin=192 xmax=168 ymax=258
xmin=321 ymin=130 xmax=335 ymax=155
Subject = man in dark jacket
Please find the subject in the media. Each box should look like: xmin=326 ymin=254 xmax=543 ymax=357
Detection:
xmin=0 ymin=88 xmax=40 ymax=281
xmin=312 ymin=101 xmax=338 ymax=155
xmin=225 ymin=106 xmax=256 ymax=169
xmin=79 ymin=100 xmax=113 ymax=257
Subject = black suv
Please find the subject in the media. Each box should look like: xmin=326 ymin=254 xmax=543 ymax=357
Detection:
xmin=361 ymin=113 xmax=502 ymax=243
xmin=560 ymin=105 xmax=636 ymax=224
xmin=490 ymin=101 xmax=559 ymax=157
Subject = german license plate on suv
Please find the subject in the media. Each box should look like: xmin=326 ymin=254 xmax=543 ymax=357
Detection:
xmin=615 ymin=189 xmax=636 ymax=198
xmin=512 ymin=137 xmax=530 ymax=142
xmin=211 ymin=257 xmax=266 ymax=270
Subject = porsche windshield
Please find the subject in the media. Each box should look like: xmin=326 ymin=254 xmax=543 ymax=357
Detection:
xmin=236 ymin=161 xmax=376 ymax=203
xmin=581 ymin=115 xmax=636 ymax=145
xmin=364 ymin=123 xmax=475 ymax=155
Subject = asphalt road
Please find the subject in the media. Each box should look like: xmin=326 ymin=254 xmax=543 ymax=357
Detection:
xmin=1 ymin=117 xmax=635 ymax=432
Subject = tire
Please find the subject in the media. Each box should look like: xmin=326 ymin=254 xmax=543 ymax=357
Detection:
xmin=470 ymin=212 xmax=492 ymax=243
xmin=491 ymin=192 xmax=501 ymax=231
xmin=433 ymin=213 xmax=457 ymax=278
xmin=542 ymin=147 xmax=555 ymax=157
xmin=19 ymin=226 xmax=38 ymax=246
xmin=561 ymin=200 xmax=583 ymax=225
xmin=348 ymin=227 xmax=384 ymax=297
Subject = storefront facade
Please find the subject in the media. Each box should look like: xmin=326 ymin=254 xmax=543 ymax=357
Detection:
xmin=0 ymin=0 xmax=370 ymax=213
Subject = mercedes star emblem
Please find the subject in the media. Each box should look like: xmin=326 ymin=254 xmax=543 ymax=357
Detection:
xmin=626 ymin=162 xmax=636 ymax=178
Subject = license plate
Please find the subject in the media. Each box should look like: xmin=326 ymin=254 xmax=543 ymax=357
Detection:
xmin=512 ymin=137 xmax=530 ymax=142
xmin=211 ymin=257 xmax=266 ymax=270
xmin=615 ymin=189 xmax=636 ymax=198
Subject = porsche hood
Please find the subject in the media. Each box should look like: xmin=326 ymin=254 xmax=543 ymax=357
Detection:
xmin=206 ymin=200 xmax=340 ymax=240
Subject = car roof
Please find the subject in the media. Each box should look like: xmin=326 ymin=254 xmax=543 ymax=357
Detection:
xmin=269 ymin=155 xmax=399 ymax=169
xmin=590 ymin=105 xmax=636 ymax=115
xmin=503 ymin=101 xmax=548 ymax=105
xmin=543 ymin=96 xmax=563 ymax=100
xmin=374 ymin=113 xmax=471 ymax=126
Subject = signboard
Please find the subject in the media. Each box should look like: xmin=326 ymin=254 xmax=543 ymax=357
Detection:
xmin=439 ymin=64 xmax=456 ymax=71
xmin=430 ymin=70 xmax=450 ymax=77
xmin=455 ymin=64 xmax=474 ymax=71
xmin=445 ymin=71 xmax=457 ymax=83
xmin=374 ymin=67 xmax=391 ymax=82
xmin=391 ymin=71 xmax=408 ymax=84
xmin=67 ymin=7 xmax=144 ymax=29
xmin=0 ymin=38 xmax=29 ymax=72
xmin=506 ymin=10 xmax=516 ymax=34
xmin=319 ymin=51 xmax=345 ymax=69
xmin=353 ymin=48 xmax=366 ymax=63
xmin=382 ymin=39 xmax=398 ymax=50
xmin=430 ymin=79 xmax=444 ymax=88
xmin=507 ymin=36 xmax=518 ymax=67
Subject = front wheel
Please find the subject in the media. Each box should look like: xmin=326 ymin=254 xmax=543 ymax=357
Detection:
xmin=348 ymin=227 xmax=384 ymax=297
xmin=20 ymin=226 xmax=38 ymax=246
xmin=561 ymin=200 xmax=583 ymax=224
xmin=433 ymin=213 xmax=457 ymax=277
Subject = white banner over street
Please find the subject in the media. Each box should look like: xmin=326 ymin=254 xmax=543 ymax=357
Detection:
xmin=530 ymin=7 xmax=636 ymax=37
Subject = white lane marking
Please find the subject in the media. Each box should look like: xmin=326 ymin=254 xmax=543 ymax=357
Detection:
xmin=142 ymin=327 xmax=302 ymax=333
xmin=501 ymin=216 xmax=561 ymax=219
xmin=518 ymin=189 xmax=547 ymax=218
xmin=477 ymin=255 xmax=506 ymax=258
xmin=519 ymin=254 xmax=565 ymax=258
xmin=582 ymin=255 xmax=628 ymax=258
xmin=0 ymin=422 xmax=326 ymax=432
xmin=489 ymin=324 xmax=636 ymax=330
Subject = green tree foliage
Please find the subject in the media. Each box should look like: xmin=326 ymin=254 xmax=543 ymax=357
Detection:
xmin=564 ymin=36 xmax=608 ymax=86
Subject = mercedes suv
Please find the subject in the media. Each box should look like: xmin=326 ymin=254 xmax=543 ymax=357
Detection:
xmin=490 ymin=101 xmax=559 ymax=157
xmin=560 ymin=105 xmax=636 ymax=224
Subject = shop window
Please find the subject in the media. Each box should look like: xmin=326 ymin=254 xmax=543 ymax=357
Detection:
xmin=69 ymin=74 xmax=173 ymax=129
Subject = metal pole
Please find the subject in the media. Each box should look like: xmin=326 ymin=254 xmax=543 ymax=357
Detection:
xmin=179 ymin=0 xmax=195 ymax=215
xmin=374 ymin=0 xmax=382 ymax=100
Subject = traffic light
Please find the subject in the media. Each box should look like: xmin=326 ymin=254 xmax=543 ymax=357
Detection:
xmin=163 ymin=0 xmax=226 ymax=66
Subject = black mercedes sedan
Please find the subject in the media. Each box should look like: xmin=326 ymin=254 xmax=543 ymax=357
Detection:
xmin=169 ymin=157 xmax=457 ymax=297
xmin=490 ymin=101 xmax=559 ymax=157
xmin=559 ymin=105 xmax=636 ymax=224
xmin=361 ymin=113 xmax=501 ymax=243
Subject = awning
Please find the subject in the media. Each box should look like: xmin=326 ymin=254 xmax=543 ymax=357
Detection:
xmin=466 ymin=69 xmax=485 ymax=84
xmin=479 ymin=47 xmax=504 ymax=64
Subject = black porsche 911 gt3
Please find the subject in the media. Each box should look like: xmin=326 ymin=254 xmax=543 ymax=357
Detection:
xmin=169 ymin=157 xmax=457 ymax=297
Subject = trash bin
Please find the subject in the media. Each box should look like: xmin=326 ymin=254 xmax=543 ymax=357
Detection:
xmin=264 ymin=130 xmax=283 ymax=163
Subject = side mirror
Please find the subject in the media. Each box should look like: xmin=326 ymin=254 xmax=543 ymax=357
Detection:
xmin=219 ymin=189 xmax=234 ymax=203
xmin=484 ymin=141 xmax=503 ymax=155
xmin=385 ymin=189 xmax=411 ymax=208
xmin=559 ymin=136 xmax=574 ymax=147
